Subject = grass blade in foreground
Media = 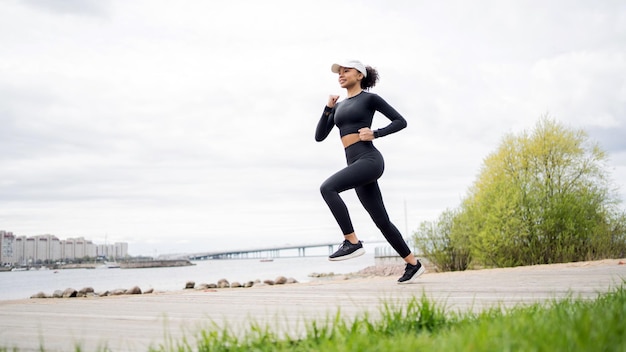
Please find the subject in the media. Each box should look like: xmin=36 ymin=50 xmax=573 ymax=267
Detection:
xmin=148 ymin=282 xmax=625 ymax=352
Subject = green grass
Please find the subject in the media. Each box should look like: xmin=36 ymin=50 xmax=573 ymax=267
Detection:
xmin=149 ymin=283 xmax=626 ymax=352
xmin=2 ymin=283 xmax=625 ymax=352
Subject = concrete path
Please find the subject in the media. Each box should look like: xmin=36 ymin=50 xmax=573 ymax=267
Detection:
xmin=1 ymin=259 xmax=625 ymax=351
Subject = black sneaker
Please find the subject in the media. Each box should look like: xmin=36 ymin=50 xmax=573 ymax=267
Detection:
xmin=328 ymin=240 xmax=365 ymax=261
xmin=397 ymin=261 xmax=426 ymax=284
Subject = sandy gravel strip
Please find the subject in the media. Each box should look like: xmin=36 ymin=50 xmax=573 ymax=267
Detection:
xmin=0 ymin=259 xmax=624 ymax=351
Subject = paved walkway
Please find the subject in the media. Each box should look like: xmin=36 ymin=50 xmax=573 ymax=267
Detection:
xmin=1 ymin=259 xmax=625 ymax=351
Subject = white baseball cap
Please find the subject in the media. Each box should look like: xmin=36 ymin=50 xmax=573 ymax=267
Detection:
xmin=331 ymin=60 xmax=367 ymax=77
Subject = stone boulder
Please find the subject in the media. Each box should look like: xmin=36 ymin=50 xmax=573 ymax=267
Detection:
xmin=244 ymin=281 xmax=254 ymax=288
xmin=79 ymin=287 xmax=95 ymax=295
xmin=30 ymin=292 xmax=47 ymax=299
xmin=230 ymin=281 xmax=242 ymax=288
xmin=217 ymin=279 xmax=230 ymax=288
xmin=143 ymin=288 xmax=154 ymax=294
xmin=263 ymin=279 xmax=275 ymax=285
xmin=185 ymin=281 xmax=195 ymax=289
xmin=76 ymin=287 xmax=94 ymax=298
xmin=127 ymin=286 xmax=142 ymax=295
xmin=274 ymin=276 xmax=287 ymax=285
xmin=52 ymin=290 xmax=64 ymax=298
xmin=62 ymin=288 xmax=77 ymax=298
xmin=109 ymin=288 xmax=126 ymax=296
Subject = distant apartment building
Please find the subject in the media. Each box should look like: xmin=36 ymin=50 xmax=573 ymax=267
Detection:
xmin=96 ymin=242 xmax=128 ymax=260
xmin=0 ymin=231 xmax=16 ymax=266
xmin=0 ymin=230 xmax=128 ymax=266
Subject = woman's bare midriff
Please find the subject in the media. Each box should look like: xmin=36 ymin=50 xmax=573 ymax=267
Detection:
xmin=341 ymin=133 xmax=361 ymax=148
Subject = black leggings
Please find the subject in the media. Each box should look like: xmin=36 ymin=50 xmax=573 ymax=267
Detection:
xmin=320 ymin=141 xmax=412 ymax=258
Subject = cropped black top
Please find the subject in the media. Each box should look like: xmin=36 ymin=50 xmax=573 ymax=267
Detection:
xmin=315 ymin=91 xmax=407 ymax=142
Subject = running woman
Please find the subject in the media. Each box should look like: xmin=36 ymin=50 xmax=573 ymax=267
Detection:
xmin=315 ymin=59 xmax=425 ymax=284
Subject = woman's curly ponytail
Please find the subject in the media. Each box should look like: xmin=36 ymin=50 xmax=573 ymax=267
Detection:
xmin=361 ymin=66 xmax=379 ymax=90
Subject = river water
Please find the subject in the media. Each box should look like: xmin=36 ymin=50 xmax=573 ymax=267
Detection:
xmin=0 ymin=246 xmax=378 ymax=301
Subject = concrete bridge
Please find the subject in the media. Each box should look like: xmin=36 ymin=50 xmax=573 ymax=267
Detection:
xmin=187 ymin=240 xmax=385 ymax=260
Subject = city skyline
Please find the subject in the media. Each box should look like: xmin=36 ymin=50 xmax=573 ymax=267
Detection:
xmin=0 ymin=230 xmax=128 ymax=267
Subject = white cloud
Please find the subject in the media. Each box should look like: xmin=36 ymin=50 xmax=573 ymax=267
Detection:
xmin=530 ymin=51 xmax=626 ymax=127
xmin=1 ymin=0 xmax=625 ymax=255
xmin=22 ymin=0 xmax=112 ymax=17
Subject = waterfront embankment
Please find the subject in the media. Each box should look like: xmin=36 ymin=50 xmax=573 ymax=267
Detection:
xmin=0 ymin=258 xmax=624 ymax=352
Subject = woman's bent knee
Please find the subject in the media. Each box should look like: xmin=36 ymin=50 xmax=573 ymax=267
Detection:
xmin=320 ymin=181 xmax=335 ymax=198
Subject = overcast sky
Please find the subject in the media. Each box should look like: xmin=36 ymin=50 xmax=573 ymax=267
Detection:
xmin=1 ymin=0 xmax=625 ymax=256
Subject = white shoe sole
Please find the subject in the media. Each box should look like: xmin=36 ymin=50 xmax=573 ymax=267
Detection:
xmin=328 ymin=248 xmax=365 ymax=261
xmin=397 ymin=265 xmax=426 ymax=284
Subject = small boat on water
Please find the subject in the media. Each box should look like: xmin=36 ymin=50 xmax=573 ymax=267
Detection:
xmin=259 ymin=258 xmax=274 ymax=262
xmin=95 ymin=261 xmax=120 ymax=269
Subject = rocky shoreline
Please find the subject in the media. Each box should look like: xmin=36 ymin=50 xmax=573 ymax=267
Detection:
xmin=24 ymin=260 xmax=626 ymax=300
xmin=355 ymin=264 xmax=407 ymax=276
xmin=28 ymin=275 xmax=301 ymax=299
xmin=26 ymin=264 xmax=412 ymax=300
xmin=30 ymin=286 xmax=150 ymax=299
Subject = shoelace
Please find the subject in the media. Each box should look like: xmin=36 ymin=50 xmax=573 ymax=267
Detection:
xmin=400 ymin=265 xmax=414 ymax=280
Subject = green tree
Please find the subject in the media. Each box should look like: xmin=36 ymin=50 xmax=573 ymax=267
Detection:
xmin=414 ymin=208 xmax=471 ymax=271
xmin=416 ymin=117 xmax=625 ymax=269
xmin=468 ymin=117 xmax=624 ymax=266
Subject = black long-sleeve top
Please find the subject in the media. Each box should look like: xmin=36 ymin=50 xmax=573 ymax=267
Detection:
xmin=315 ymin=91 xmax=407 ymax=142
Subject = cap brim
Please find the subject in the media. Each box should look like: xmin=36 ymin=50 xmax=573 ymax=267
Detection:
xmin=330 ymin=61 xmax=367 ymax=77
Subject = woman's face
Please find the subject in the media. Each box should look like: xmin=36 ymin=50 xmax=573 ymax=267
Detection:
xmin=337 ymin=66 xmax=362 ymax=89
